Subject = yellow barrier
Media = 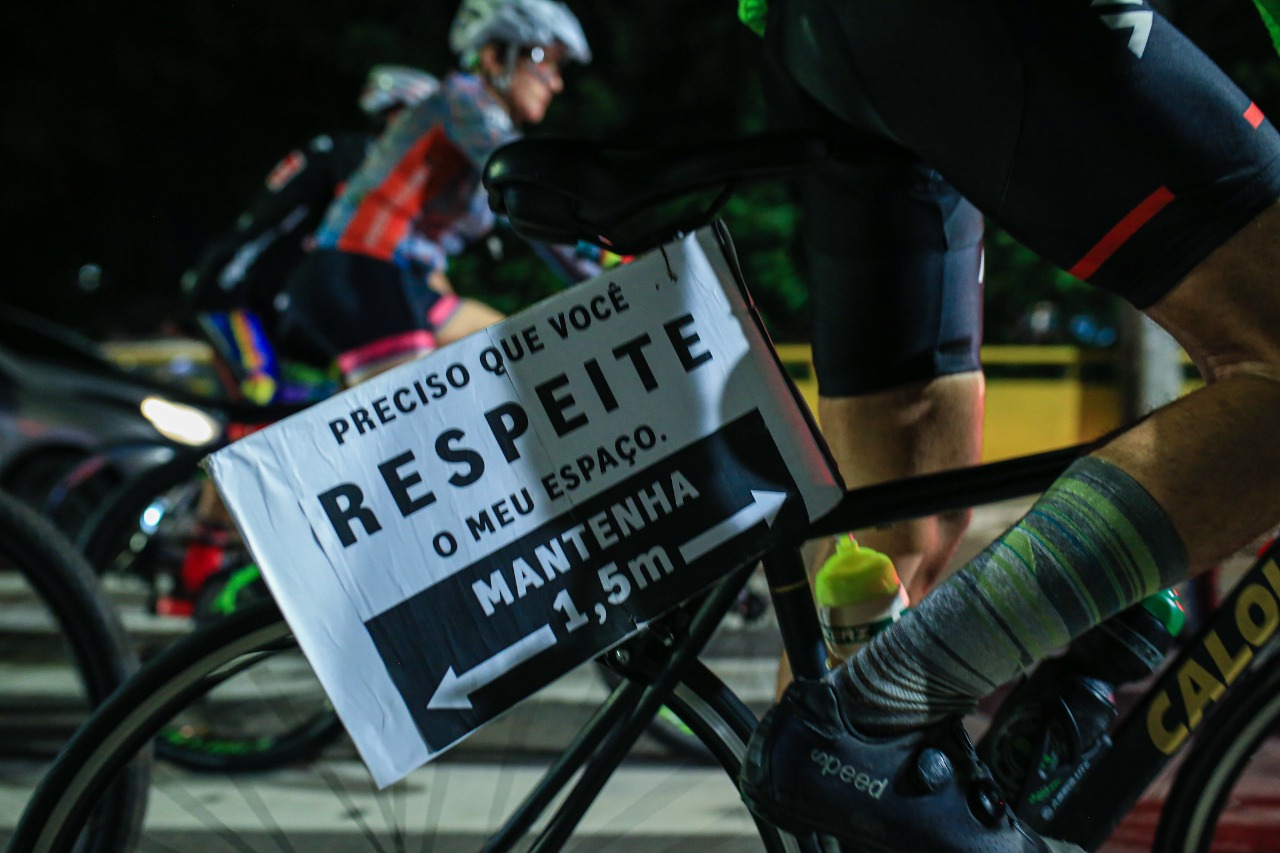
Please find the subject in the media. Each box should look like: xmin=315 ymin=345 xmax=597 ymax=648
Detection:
xmin=773 ymin=344 xmax=1129 ymax=463
xmin=110 ymin=339 xmax=1189 ymax=465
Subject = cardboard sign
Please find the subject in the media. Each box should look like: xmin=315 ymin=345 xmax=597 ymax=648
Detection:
xmin=207 ymin=226 xmax=841 ymax=786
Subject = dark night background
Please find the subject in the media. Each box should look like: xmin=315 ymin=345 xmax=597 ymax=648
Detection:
xmin=4 ymin=0 xmax=1279 ymax=344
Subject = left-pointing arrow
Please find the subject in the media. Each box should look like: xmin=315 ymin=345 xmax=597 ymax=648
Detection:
xmin=428 ymin=624 xmax=558 ymax=710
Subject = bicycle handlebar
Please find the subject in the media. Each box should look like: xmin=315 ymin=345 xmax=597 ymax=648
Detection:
xmin=482 ymin=133 xmax=830 ymax=255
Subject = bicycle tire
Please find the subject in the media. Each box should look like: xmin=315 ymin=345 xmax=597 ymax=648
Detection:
xmin=0 ymin=488 xmax=148 ymax=853
xmin=10 ymin=598 xmax=814 ymax=852
xmin=1151 ymin=642 xmax=1280 ymax=852
xmin=75 ymin=445 xmax=209 ymax=573
xmin=73 ymin=449 xmax=345 ymax=772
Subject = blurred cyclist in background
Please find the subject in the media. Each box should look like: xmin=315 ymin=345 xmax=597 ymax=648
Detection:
xmin=276 ymin=0 xmax=598 ymax=384
xmin=177 ymin=1 xmax=599 ymax=618
xmin=168 ymin=66 xmax=439 ymax=618
xmin=181 ymin=65 xmax=439 ymax=405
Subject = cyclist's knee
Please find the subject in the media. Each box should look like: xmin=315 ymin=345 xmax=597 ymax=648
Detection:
xmin=436 ymin=298 xmax=504 ymax=347
xmin=1148 ymin=200 xmax=1280 ymax=384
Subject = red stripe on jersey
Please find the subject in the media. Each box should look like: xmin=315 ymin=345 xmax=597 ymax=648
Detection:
xmin=1069 ymin=186 xmax=1175 ymax=281
xmin=338 ymin=131 xmax=438 ymax=260
xmin=337 ymin=126 xmax=474 ymax=262
xmin=1245 ymin=102 xmax=1266 ymax=129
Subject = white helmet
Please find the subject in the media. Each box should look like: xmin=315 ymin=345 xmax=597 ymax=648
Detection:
xmin=358 ymin=65 xmax=440 ymax=116
xmin=448 ymin=0 xmax=591 ymax=69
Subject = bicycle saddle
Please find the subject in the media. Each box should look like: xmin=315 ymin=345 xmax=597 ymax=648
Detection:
xmin=483 ymin=133 xmax=829 ymax=255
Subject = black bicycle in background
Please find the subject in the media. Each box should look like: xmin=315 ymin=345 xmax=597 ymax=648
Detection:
xmin=0 ymin=488 xmax=147 ymax=852
xmin=9 ymin=136 xmax=1280 ymax=852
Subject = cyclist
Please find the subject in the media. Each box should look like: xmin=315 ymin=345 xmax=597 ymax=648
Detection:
xmin=735 ymin=1 xmax=1280 ymax=851
xmin=160 ymin=67 xmax=441 ymax=618
xmin=275 ymin=0 xmax=596 ymax=384
xmin=181 ymin=65 xmax=440 ymax=404
xmin=182 ymin=0 xmax=594 ymax=618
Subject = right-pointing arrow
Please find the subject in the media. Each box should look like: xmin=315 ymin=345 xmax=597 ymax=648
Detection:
xmin=678 ymin=490 xmax=787 ymax=565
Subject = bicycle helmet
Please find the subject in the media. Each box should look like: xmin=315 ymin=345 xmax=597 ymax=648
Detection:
xmin=448 ymin=0 xmax=591 ymax=69
xmin=358 ymin=65 xmax=440 ymax=116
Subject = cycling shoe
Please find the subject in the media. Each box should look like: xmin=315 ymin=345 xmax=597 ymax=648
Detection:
xmin=738 ymin=678 xmax=1084 ymax=852
xmin=979 ymin=658 xmax=1116 ymax=829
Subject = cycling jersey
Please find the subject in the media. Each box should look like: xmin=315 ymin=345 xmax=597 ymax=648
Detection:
xmin=312 ymin=72 xmax=511 ymax=277
xmin=761 ymin=0 xmax=1280 ymax=395
xmin=279 ymin=72 xmax=599 ymax=376
xmin=181 ymin=131 xmax=372 ymax=332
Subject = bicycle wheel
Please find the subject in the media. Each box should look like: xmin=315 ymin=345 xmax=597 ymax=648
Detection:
xmin=11 ymin=598 xmax=814 ymax=852
xmin=75 ymin=451 xmax=344 ymax=771
xmin=1151 ymin=643 xmax=1280 ymax=852
xmin=0 ymin=488 xmax=147 ymax=852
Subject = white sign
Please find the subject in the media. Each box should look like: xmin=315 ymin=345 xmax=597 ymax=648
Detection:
xmin=207 ymin=226 xmax=840 ymax=786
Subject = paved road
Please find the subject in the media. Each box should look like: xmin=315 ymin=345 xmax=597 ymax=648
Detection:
xmin=2 ymin=498 xmax=1278 ymax=850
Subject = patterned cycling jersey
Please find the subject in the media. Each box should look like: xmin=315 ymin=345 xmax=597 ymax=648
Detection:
xmin=312 ymin=72 xmax=514 ymax=276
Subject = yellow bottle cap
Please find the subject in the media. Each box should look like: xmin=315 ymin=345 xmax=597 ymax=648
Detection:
xmin=814 ymin=535 xmax=901 ymax=606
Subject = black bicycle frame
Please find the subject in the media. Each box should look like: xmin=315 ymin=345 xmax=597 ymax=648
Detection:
xmin=1048 ymin=539 xmax=1280 ymax=849
xmin=484 ymin=561 xmax=765 ymax=852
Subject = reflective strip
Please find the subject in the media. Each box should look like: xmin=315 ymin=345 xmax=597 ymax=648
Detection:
xmin=427 ymin=293 xmax=462 ymax=329
xmin=336 ymin=330 xmax=436 ymax=376
xmin=1246 ymin=102 xmax=1266 ymax=129
xmin=1069 ymin=186 xmax=1175 ymax=281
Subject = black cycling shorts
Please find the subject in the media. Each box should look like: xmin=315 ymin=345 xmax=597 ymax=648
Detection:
xmin=276 ymin=249 xmax=459 ymax=376
xmin=765 ymin=0 xmax=1280 ymax=396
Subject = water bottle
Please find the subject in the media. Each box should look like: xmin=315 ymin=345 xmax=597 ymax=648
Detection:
xmin=813 ymin=534 xmax=910 ymax=667
xmin=1065 ymin=587 xmax=1186 ymax=683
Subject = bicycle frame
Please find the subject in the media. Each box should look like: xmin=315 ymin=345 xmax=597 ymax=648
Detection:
xmin=486 ymin=441 xmax=1094 ymax=851
xmin=484 ymin=561 xmax=764 ymax=852
xmin=490 ymin=431 xmax=1280 ymax=852
xmin=1048 ymin=539 xmax=1280 ymax=849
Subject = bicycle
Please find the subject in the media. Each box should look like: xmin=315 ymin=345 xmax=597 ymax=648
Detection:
xmin=72 ymin=396 xmax=350 ymax=773
xmin=10 ymin=135 xmax=1280 ymax=852
xmin=0 ymin=487 xmax=148 ymax=852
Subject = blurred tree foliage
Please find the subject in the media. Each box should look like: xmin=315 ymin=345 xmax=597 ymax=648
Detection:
xmin=4 ymin=0 xmax=1278 ymax=343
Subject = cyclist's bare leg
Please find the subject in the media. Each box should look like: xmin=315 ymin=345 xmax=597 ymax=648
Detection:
xmin=775 ymin=372 xmax=983 ymax=696
xmin=831 ymin=200 xmax=1280 ymax=733
xmin=746 ymin=207 xmax=1280 ymax=852
xmin=436 ymin=298 xmax=505 ymax=346
xmin=816 ymin=372 xmax=985 ymax=600
xmin=1099 ymin=199 xmax=1280 ymax=571
xmin=341 ymin=302 xmax=505 ymax=384
xmin=195 ymin=479 xmax=236 ymax=528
